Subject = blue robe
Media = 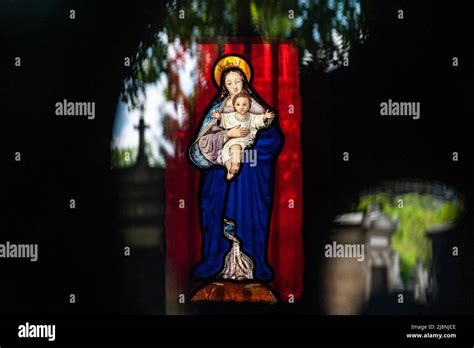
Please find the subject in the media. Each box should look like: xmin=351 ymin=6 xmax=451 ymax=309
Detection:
xmin=189 ymin=101 xmax=283 ymax=281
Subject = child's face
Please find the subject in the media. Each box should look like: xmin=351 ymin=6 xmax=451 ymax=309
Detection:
xmin=234 ymin=97 xmax=250 ymax=115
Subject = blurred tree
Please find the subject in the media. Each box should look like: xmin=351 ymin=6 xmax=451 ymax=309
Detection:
xmin=115 ymin=0 xmax=369 ymax=167
xmin=358 ymin=192 xmax=463 ymax=283
xmin=111 ymin=147 xmax=137 ymax=168
xmin=121 ymin=0 xmax=368 ymax=109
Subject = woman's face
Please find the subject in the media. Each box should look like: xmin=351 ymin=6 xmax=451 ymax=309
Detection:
xmin=224 ymin=71 xmax=244 ymax=96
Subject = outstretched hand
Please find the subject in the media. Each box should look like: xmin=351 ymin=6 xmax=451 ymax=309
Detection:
xmin=264 ymin=109 xmax=275 ymax=119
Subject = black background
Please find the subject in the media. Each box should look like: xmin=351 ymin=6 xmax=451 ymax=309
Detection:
xmin=2 ymin=0 xmax=473 ymax=345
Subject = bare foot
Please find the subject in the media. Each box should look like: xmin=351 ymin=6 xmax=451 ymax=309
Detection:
xmin=225 ymin=160 xmax=232 ymax=172
xmin=229 ymin=144 xmax=242 ymax=175
xmin=225 ymin=161 xmax=234 ymax=180
xmin=230 ymin=160 xmax=240 ymax=174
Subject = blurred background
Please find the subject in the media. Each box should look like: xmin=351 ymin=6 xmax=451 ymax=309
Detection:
xmin=3 ymin=0 xmax=473 ymax=317
xmin=325 ymin=180 xmax=466 ymax=314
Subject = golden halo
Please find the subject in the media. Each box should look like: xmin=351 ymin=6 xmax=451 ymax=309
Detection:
xmin=213 ymin=55 xmax=252 ymax=87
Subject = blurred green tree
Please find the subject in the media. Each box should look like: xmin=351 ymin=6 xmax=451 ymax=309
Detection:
xmin=357 ymin=193 xmax=463 ymax=283
xmin=122 ymin=0 xmax=368 ymax=109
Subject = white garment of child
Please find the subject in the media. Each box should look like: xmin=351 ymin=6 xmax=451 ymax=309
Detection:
xmin=219 ymin=112 xmax=271 ymax=164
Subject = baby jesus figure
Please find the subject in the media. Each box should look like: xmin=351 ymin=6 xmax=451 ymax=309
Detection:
xmin=212 ymin=91 xmax=275 ymax=180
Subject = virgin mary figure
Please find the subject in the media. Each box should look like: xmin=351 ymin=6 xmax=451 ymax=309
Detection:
xmin=189 ymin=54 xmax=283 ymax=283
